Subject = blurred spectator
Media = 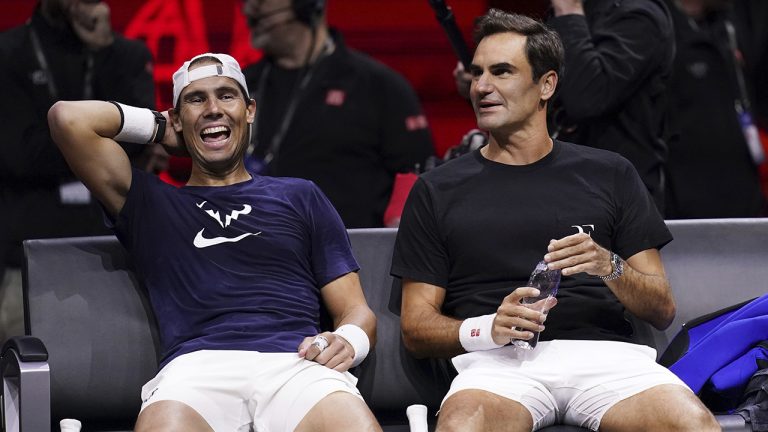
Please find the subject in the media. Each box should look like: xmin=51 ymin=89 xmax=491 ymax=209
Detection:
xmin=0 ymin=0 xmax=155 ymax=342
xmin=664 ymin=0 xmax=766 ymax=218
xmin=547 ymin=0 xmax=675 ymax=212
xmin=733 ymin=1 xmax=768 ymax=127
xmin=241 ymin=0 xmax=435 ymax=228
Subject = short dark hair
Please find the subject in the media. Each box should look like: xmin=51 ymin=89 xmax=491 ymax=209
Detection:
xmin=473 ymin=9 xmax=564 ymax=82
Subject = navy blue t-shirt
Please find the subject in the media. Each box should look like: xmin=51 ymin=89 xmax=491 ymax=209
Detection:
xmin=114 ymin=169 xmax=358 ymax=367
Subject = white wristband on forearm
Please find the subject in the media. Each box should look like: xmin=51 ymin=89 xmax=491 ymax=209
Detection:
xmin=334 ymin=324 xmax=371 ymax=367
xmin=110 ymin=101 xmax=156 ymax=144
xmin=459 ymin=313 xmax=505 ymax=352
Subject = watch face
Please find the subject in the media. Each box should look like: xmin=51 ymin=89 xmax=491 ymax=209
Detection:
xmin=613 ymin=253 xmax=623 ymax=275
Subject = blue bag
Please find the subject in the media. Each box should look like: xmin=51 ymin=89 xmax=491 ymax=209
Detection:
xmin=660 ymin=294 xmax=768 ymax=411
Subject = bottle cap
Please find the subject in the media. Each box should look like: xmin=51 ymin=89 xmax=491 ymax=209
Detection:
xmin=60 ymin=418 xmax=82 ymax=432
xmin=406 ymin=404 xmax=429 ymax=432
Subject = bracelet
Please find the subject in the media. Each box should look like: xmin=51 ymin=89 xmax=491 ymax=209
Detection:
xmin=459 ymin=313 xmax=505 ymax=352
xmin=333 ymin=324 xmax=370 ymax=367
xmin=598 ymin=252 xmax=624 ymax=281
xmin=109 ymin=101 xmax=157 ymax=144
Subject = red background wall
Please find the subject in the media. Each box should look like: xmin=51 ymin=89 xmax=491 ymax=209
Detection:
xmin=1 ymin=0 xmax=550 ymax=156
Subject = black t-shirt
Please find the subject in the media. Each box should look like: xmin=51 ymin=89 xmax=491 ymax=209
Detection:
xmin=243 ymin=32 xmax=434 ymax=228
xmin=547 ymin=0 xmax=675 ymax=212
xmin=391 ymin=141 xmax=671 ymax=342
xmin=255 ymin=66 xmax=302 ymax=153
xmin=663 ymin=3 xmax=763 ymax=218
xmin=0 ymin=10 xmax=155 ymax=267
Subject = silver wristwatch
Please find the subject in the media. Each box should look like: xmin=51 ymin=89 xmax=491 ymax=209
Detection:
xmin=598 ymin=252 xmax=624 ymax=281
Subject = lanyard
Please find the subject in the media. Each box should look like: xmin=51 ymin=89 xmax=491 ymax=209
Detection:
xmin=247 ymin=37 xmax=334 ymax=166
xmin=250 ymin=62 xmax=316 ymax=165
xmin=724 ymin=19 xmax=751 ymax=114
xmin=27 ymin=21 xmax=94 ymax=101
xmin=724 ymin=19 xmax=765 ymax=164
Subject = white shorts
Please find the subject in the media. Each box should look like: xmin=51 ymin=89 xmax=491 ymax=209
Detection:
xmin=444 ymin=340 xmax=690 ymax=431
xmin=140 ymin=350 xmax=363 ymax=432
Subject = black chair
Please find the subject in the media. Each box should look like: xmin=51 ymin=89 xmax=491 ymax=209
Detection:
xmin=3 ymin=236 xmax=160 ymax=431
xmin=2 ymin=237 xmax=159 ymax=431
xmin=345 ymin=222 xmax=768 ymax=432
xmin=1 ymin=232 xmax=586 ymax=431
xmin=350 ymin=228 xmax=448 ymax=431
xmin=659 ymin=219 xmax=768 ymax=351
xmin=4 ymin=220 xmax=765 ymax=431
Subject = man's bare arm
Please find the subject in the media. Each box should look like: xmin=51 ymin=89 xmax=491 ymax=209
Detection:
xmin=607 ymin=249 xmax=675 ymax=329
xmin=401 ymin=279 xmax=548 ymax=359
xmin=401 ymin=279 xmax=463 ymax=358
xmin=48 ymin=100 xmax=132 ymax=217
xmin=545 ymin=233 xmax=675 ymax=329
xmin=300 ymin=272 xmax=377 ymax=372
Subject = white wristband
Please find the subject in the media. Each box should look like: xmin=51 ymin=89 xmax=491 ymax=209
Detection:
xmin=334 ymin=324 xmax=370 ymax=367
xmin=111 ymin=102 xmax=156 ymax=144
xmin=459 ymin=313 xmax=505 ymax=352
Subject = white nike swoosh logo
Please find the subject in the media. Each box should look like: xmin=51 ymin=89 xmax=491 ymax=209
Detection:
xmin=193 ymin=229 xmax=261 ymax=249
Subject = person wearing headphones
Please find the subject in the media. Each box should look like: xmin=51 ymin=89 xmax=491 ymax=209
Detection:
xmin=241 ymin=0 xmax=435 ymax=228
xmin=48 ymin=53 xmax=381 ymax=432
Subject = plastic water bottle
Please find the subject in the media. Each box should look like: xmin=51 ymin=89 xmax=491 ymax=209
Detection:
xmin=406 ymin=404 xmax=428 ymax=432
xmin=512 ymin=260 xmax=561 ymax=350
xmin=60 ymin=418 xmax=81 ymax=432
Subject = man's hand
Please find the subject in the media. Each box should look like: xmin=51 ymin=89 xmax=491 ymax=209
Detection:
xmin=299 ymin=332 xmax=355 ymax=372
xmin=158 ymin=110 xmax=190 ymax=157
xmin=551 ymin=0 xmax=585 ymax=17
xmin=545 ymin=233 xmax=612 ymax=277
xmin=69 ymin=1 xmax=114 ymax=51
xmin=453 ymin=61 xmax=472 ymax=100
xmin=490 ymin=287 xmax=556 ymax=345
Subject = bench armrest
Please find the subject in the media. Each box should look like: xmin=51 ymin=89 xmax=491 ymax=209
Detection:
xmin=2 ymin=336 xmax=51 ymax=432
xmin=2 ymin=336 xmax=48 ymax=363
xmin=715 ymin=414 xmax=752 ymax=432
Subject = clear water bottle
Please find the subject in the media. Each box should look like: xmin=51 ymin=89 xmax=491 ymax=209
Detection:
xmin=59 ymin=418 xmax=81 ymax=432
xmin=512 ymin=260 xmax=561 ymax=350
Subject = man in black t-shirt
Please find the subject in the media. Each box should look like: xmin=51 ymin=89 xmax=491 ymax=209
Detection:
xmin=240 ymin=0 xmax=434 ymax=228
xmin=453 ymin=0 xmax=675 ymax=213
xmin=391 ymin=10 xmax=718 ymax=432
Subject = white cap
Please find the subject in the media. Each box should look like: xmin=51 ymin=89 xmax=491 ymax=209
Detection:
xmin=406 ymin=404 xmax=428 ymax=432
xmin=59 ymin=418 xmax=82 ymax=432
xmin=172 ymin=53 xmax=249 ymax=106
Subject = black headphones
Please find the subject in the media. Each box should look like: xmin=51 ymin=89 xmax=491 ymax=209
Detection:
xmin=293 ymin=0 xmax=325 ymax=27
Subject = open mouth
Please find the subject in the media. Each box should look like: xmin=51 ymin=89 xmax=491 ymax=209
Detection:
xmin=200 ymin=126 xmax=231 ymax=145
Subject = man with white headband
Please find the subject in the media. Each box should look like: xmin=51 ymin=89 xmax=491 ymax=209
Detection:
xmin=48 ymin=52 xmax=380 ymax=432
